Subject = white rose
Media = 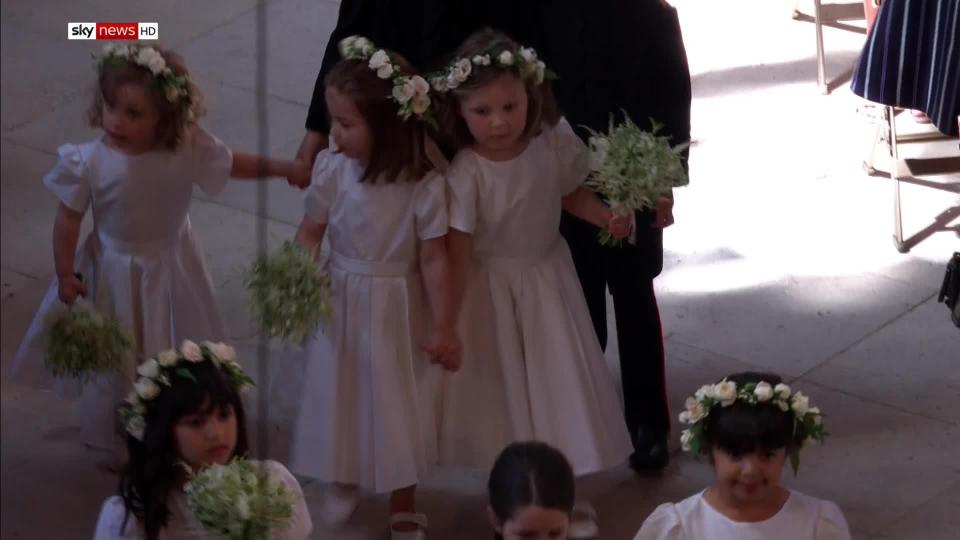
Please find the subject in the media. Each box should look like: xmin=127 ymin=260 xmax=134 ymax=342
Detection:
xmin=368 ymin=50 xmax=393 ymax=78
xmin=355 ymin=37 xmax=374 ymax=56
xmin=126 ymin=416 xmax=146 ymax=440
xmin=125 ymin=390 xmax=139 ymax=405
xmin=807 ymin=406 xmax=822 ymax=425
xmin=498 ymin=51 xmax=515 ymax=66
xmin=181 ymin=340 xmax=203 ymax=362
xmin=519 ymin=47 xmax=537 ymax=63
xmin=791 ymin=392 xmax=810 ymax=416
xmin=680 ymin=429 xmax=694 ymax=452
xmin=210 ymin=342 xmax=236 ymax=363
xmin=714 ymin=380 xmax=737 ymax=406
xmin=775 ymin=399 xmax=790 ymax=412
xmin=754 ymin=381 xmax=774 ymax=402
xmin=136 ymin=48 xmax=165 ymax=75
xmin=135 ymin=377 xmax=160 ymax=400
xmin=411 ymin=93 xmax=431 ymax=115
xmin=392 ymin=78 xmax=416 ymax=103
xmin=453 ymin=58 xmax=472 ymax=82
xmin=338 ymin=36 xmax=358 ymax=56
xmin=534 ymin=61 xmax=546 ymax=84
xmin=774 ymin=383 xmax=791 ymax=399
xmin=430 ymin=76 xmax=448 ymax=92
xmin=411 ymin=75 xmax=429 ymax=94
xmin=137 ymin=358 xmax=160 ymax=379
xmin=694 ymin=384 xmax=716 ymax=401
xmin=157 ymin=349 xmax=178 ymax=367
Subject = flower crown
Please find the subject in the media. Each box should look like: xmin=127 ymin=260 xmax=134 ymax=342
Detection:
xmin=96 ymin=43 xmax=195 ymax=116
xmin=679 ymin=379 xmax=826 ymax=474
xmin=429 ymin=45 xmax=551 ymax=93
xmin=119 ymin=340 xmax=254 ymax=441
xmin=338 ymin=36 xmax=433 ymax=122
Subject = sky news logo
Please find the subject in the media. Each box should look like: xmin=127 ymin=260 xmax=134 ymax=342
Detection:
xmin=68 ymin=22 xmax=158 ymax=40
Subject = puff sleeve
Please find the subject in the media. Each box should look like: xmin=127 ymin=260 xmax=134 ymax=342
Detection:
xmin=814 ymin=500 xmax=852 ymax=540
xmin=633 ymin=503 xmax=686 ymax=540
xmin=43 ymin=144 xmax=91 ymax=214
xmin=446 ymin=154 xmax=479 ymax=234
xmin=303 ymin=149 xmax=338 ymax=224
xmin=548 ymin=117 xmax=591 ymax=196
xmin=413 ymin=171 xmax=449 ymax=240
xmin=189 ymin=126 xmax=233 ymax=196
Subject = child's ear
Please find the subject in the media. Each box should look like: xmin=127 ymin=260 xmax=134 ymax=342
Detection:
xmin=486 ymin=505 xmax=503 ymax=534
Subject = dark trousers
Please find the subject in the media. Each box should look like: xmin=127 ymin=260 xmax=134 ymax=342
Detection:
xmin=560 ymin=211 xmax=670 ymax=446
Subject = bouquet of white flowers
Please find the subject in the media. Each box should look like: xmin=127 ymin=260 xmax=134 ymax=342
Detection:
xmin=44 ymin=298 xmax=132 ymax=380
xmin=245 ymin=241 xmax=333 ymax=343
xmin=585 ymin=114 xmax=689 ymax=245
xmin=185 ymin=459 xmax=296 ymax=540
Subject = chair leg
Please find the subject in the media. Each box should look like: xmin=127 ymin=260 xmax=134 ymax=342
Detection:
xmin=887 ymin=106 xmax=908 ymax=253
xmin=814 ymin=0 xmax=828 ymax=94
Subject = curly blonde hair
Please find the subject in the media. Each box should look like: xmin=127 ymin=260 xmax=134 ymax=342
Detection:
xmin=88 ymin=45 xmax=205 ymax=150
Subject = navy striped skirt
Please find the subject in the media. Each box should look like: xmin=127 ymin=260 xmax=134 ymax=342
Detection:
xmin=851 ymin=0 xmax=959 ymax=136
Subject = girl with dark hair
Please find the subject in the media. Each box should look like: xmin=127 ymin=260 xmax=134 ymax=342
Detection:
xmin=635 ymin=372 xmax=850 ymax=540
xmin=288 ymin=37 xmax=459 ymax=540
xmin=92 ymin=341 xmax=312 ymax=539
xmin=488 ymin=442 xmax=576 ymax=540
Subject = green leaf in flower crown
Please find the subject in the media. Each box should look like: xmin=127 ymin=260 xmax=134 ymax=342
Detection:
xmin=175 ymin=367 xmax=198 ymax=383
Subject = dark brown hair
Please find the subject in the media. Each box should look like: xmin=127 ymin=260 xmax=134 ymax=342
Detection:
xmin=438 ymin=28 xmax=560 ymax=152
xmin=702 ymin=372 xmax=803 ymax=457
xmin=325 ymin=51 xmax=433 ymax=182
xmin=88 ymin=45 xmax=205 ymax=150
xmin=118 ymin=358 xmax=249 ymax=540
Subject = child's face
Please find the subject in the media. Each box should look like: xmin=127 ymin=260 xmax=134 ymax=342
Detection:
xmin=175 ymin=401 xmax=238 ymax=470
xmin=490 ymin=504 xmax=569 ymax=540
xmin=711 ymin=446 xmax=786 ymax=506
xmin=325 ymin=86 xmax=373 ymax=163
xmin=101 ymin=82 xmax=160 ymax=155
xmin=459 ymin=74 xmax=529 ymax=158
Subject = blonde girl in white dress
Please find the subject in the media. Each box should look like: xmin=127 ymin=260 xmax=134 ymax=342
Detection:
xmin=288 ymin=37 xmax=459 ymax=540
xmin=431 ymin=29 xmax=634 ymax=538
xmin=11 ymin=44 xmax=309 ymax=460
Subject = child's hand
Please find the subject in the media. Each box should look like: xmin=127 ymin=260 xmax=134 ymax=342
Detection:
xmin=652 ymin=196 xmax=675 ymax=229
xmin=606 ymin=212 xmax=632 ymax=241
xmin=57 ymin=274 xmax=87 ymax=305
xmin=422 ymin=328 xmax=462 ymax=372
xmin=286 ymin=160 xmax=311 ymax=189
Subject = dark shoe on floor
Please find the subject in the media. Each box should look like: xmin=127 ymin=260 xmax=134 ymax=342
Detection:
xmin=629 ymin=430 xmax=669 ymax=473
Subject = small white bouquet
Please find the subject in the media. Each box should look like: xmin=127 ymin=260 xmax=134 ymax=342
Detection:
xmin=585 ymin=114 xmax=689 ymax=245
xmin=185 ymin=459 xmax=296 ymax=540
xmin=245 ymin=241 xmax=333 ymax=342
xmin=44 ymin=298 xmax=132 ymax=380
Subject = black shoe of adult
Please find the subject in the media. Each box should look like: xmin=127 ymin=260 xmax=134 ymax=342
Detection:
xmin=629 ymin=430 xmax=669 ymax=473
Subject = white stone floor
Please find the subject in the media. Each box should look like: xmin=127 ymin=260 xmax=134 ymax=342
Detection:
xmin=2 ymin=1 xmax=958 ymax=538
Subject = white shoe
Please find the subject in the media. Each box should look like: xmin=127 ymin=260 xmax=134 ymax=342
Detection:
xmin=568 ymin=501 xmax=599 ymax=539
xmin=390 ymin=512 xmax=428 ymax=540
xmin=319 ymin=483 xmax=358 ymax=527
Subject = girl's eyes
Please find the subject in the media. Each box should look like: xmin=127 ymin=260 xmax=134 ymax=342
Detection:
xmin=470 ymin=107 xmax=490 ymax=116
xmin=217 ymin=407 xmax=233 ymax=421
xmin=503 ymin=103 xmax=516 ymax=112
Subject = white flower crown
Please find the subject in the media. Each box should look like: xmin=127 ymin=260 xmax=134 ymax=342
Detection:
xmin=119 ymin=340 xmax=254 ymax=441
xmin=97 ymin=43 xmax=194 ymax=115
xmin=679 ymin=379 xmax=826 ymax=474
xmin=429 ymin=45 xmax=550 ymax=93
xmin=338 ymin=36 xmax=433 ymax=122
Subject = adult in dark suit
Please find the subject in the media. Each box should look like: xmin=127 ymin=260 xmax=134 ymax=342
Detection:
xmin=532 ymin=0 xmax=692 ymax=472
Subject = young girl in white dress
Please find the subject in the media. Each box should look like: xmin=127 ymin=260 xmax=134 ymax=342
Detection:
xmin=93 ymin=341 xmax=312 ymax=540
xmin=287 ymin=37 xmax=459 ymax=540
xmin=431 ymin=29 xmax=634 ymax=538
xmin=10 ymin=44 xmax=308 ymax=459
xmin=635 ymin=372 xmax=851 ymax=540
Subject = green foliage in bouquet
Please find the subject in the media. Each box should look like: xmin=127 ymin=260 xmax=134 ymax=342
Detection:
xmin=245 ymin=241 xmax=333 ymax=342
xmin=44 ymin=300 xmax=132 ymax=380
xmin=585 ymin=113 xmax=689 ymax=245
xmin=186 ymin=459 xmax=296 ymax=540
